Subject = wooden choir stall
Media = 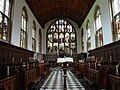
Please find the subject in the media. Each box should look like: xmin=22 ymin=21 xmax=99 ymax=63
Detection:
xmin=0 ymin=41 xmax=49 ymax=90
xmin=75 ymin=40 xmax=120 ymax=90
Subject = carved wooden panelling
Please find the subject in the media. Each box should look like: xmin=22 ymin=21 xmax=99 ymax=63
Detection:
xmin=0 ymin=75 xmax=17 ymax=90
xmin=0 ymin=41 xmax=34 ymax=64
xmin=88 ymin=40 xmax=120 ymax=62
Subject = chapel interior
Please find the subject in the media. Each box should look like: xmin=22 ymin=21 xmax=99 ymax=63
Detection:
xmin=0 ymin=0 xmax=120 ymax=90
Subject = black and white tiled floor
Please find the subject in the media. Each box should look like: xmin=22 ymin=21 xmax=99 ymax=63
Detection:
xmin=40 ymin=68 xmax=85 ymax=90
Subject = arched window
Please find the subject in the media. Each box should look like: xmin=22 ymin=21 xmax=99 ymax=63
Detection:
xmin=86 ymin=20 xmax=91 ymax=50
xmin=32 ymin=21 xmax=36 ymax=52
xmin=0 ymin=0 xmax=12 ymax=41
xmin=47 ymin=19 xmax=76 ymax=55
xmin=110 ymin=0 xmax=120 ymax=40
xmin=94 ymin=5 xmax=103 ymax=47
xmin=81 ymin=28 xmax=84 ymax=51
xmin=20 ymin=7 xmax=28 ymax=48
xmin=39 ymin=29 xmax=41 ymax=53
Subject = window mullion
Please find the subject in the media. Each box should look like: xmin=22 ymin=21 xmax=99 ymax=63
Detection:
xmin=3 ymin=0 xmax=6 ymax=14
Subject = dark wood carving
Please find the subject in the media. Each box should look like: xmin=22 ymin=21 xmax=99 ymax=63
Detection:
xmin=88 ymin=40 xmax=120 ymax=62
xmin=0 ymin=41 xmax=34 ymax=64
xmin=108 ymin=75 xmax=120 ymax=90
xmin=0 ymin=41 xmax=49 ymax=90
xmin=0 ymin=75 xmax=17 ymax=90
xmin=87 ymin=68 xmax=99 ymax=86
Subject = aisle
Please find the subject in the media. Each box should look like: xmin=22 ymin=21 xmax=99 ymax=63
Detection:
xmin=40 ymin=68 xmax=85 ymax=90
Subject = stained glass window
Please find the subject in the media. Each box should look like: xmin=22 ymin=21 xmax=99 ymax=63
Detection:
xmin=0 ymin=0 xmax=11 ymax=41
xmin=94 ymin=6 xmax=103 ymax=47
xmin=32 ymin=21 xmax=36 ymax=52
xmin=86 ymin=20 xmax=91 ymax=50
xmin=20 ymin=7 xmax=27 ymax=48
xmin=47 ymin=19 xmax=76 ymax=55
xmin=111 ymin=0 xmax=120 ymax=40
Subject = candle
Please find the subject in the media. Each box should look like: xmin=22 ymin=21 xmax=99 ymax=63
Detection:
xmin=88 ymin=62 xmax=90 ymax=67
xmin=67 ymin=64 xmax=69 ymax=66
xmin=116 ymin=65 xmax=119 ymax=75
xmin=7 ymin=66 xmax=9 ymax=76
xmin=12 ymin=57 xmax=14 ymax=62
xmin=95 ymin=61 xmax=97 ymax=69
xmin=21 ymin=58 xmax=22 ymax=62
xmin=110 ymin=56 xmax=112 ymax=61
xmin=57 ymin=49 xmax=59 ymax=56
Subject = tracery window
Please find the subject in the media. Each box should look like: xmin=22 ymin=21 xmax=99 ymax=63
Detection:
xmin=0 ymin=0 xmax=11 ymax=41
xmin=94 ymin=5 xmax=103 ymax=47
xmin=32 ymin=21 xmax=36 ymax=52
xmin=111 ymin=0 xmax=120 ymax=40
xmin=47 ymin=19 xmax=76 ymax=55
xmin=20 ymin=7 xmax=28 ymax=48
xmin=86 ymin=20 xmax=91 ymax=50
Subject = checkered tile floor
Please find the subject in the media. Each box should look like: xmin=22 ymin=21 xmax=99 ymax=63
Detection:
xmin=40 ymin=68 xmax=85 ymax=90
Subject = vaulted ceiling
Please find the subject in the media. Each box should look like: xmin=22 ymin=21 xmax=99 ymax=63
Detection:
xmin=25 ymin=0 xmax=95 ymax=28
